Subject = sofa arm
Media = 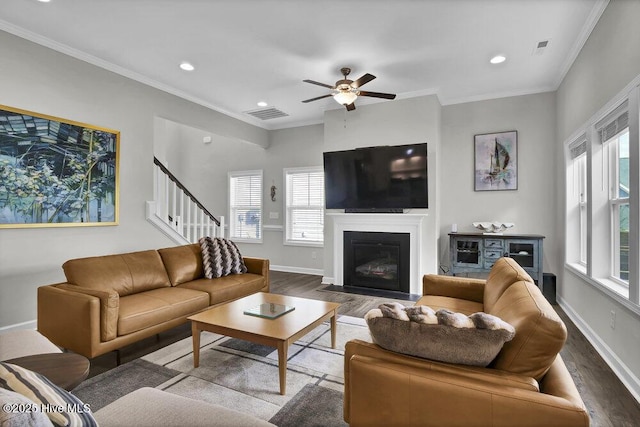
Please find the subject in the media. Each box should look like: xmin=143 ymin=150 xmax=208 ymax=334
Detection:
xmin=243 ymin=257 xmax=270 ymax=291
xmin=347 ymin=354 xmax=589 ymax=426
xmin=422 ymin=274 xmax=485 ymax=302
xmin=37 ymin=284 xmax=102 ymax=358
xmin=56 ymin=284 xmax=119 ymax=341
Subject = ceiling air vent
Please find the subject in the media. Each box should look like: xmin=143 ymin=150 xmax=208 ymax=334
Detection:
xmin=244 ymin=107 xmax=289 ymax=120
xmin=533 ymin=39 xmax=550 ymax=56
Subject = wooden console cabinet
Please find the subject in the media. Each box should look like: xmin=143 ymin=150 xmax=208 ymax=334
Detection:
xmin=449 ymin=233 xmax=544 ymax=286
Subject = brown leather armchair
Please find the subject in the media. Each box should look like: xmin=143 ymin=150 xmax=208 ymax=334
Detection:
xmin=344 ymin=258 xmax=589 ymax=426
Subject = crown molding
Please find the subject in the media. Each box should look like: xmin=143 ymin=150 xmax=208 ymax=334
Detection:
xmin=0 ymin=19 xmax=270 ymax=131
xmin=553 ymin=0 xmax=610 ymax=89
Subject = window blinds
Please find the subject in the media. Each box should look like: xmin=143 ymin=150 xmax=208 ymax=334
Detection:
xmin=230 ymin=172 xmax=262 ymax=239
xmin=286 ymin=169 xmax=324 ymax=243
xmin=596 ymin=100 xmax=629 ymax=143
xmin=568 ymin=134 xmax=587 ymax=159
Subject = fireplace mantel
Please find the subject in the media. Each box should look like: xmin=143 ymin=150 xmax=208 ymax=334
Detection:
xmin=328 ymin=212 xmax=427 ymax=295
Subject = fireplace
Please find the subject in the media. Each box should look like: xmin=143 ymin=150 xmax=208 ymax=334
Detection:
xmin=343 ymin=231 xmax=410 ymax=294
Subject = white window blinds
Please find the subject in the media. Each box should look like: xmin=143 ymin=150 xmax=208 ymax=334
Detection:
xmin=285 ymin=168 xmax=324 ymax=244
xmin=229 ymin=170 xmax=262 ymax=240
xmin=568 ymin=134 xmax=587 ymax=159
xmin=596 ymin=100 xmax=629 ymax=143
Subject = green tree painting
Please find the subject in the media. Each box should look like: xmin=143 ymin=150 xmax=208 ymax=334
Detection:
xmin=0 ymin=106 xmax=119 ymax=227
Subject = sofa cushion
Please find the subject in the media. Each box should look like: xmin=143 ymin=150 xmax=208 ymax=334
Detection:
xmin=178 ymin=273 xmax=266 ymax=306
xmin=488 ymin=280 xmax=567 ymax=380
xmin=484 ymin=257 xmax=534 ymax=312
xmin=365 ymin=304 xmax=515 ymax=367
xmin=94 ymin=387 xmax=275 ymax=427
xmin=118 ymin=288 xmax=209 ymax=336
xmin=415 ymin=295 xmax=483 ymax=315
xmin=0 ymin=362 xmax=96 ymax=426
xmin=0 ymin=330 xmax=62 ymax=361
xmin=158 ymin=244 xmax=204 ymax=286
xmin=63 ymin=250 xmax=171 ymax=297
xmin=199 ymin=237 xmax=247 ymax=278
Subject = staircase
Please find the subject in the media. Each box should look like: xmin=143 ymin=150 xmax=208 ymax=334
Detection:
xmin=146 ymin=157 xmax=224 ymax=244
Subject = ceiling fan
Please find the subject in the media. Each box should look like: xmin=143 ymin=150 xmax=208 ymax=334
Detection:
xmin=302 ymin=67 xmax=396 ymax=111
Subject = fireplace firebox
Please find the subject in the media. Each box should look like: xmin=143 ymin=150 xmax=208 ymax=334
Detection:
xmin=343 ymin=231 xmax=410 ymax=294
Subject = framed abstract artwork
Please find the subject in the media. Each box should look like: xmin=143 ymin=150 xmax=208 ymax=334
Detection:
xmin=474 ymin=130 xmax=517 ymax=191
xmin=0 ymin=105 xmax=120 ymax=228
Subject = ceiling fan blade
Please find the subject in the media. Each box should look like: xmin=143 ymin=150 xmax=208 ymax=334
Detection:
xmin=352 ymin=73 xmax=376 ymax=88
xmin=303 ymin=79 xmax=335 ymax=89
xmin=346 ymin=102 xmax=356 ymax=111
xmin=358 ymin=90 xmax=397 ymax=100
xmin=301 ymin=94 xmax=333 ymax=103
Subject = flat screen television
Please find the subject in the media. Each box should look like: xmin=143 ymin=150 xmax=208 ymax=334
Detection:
xmin=323 ymin=143 xmax=428 ymax=211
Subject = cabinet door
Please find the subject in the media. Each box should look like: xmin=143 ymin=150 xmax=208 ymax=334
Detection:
xmin=506 ymin=239 xmax=539 ymax=272
xmin=453 ymin=238 xmax=482 ymax=267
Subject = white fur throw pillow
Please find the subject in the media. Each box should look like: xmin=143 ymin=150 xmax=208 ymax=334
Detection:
xmin=365 ymin=303 xmax=516 ymax=367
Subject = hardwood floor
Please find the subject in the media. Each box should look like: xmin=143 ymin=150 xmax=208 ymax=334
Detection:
xmin=88 ymin=270 xmax=640 ymax=426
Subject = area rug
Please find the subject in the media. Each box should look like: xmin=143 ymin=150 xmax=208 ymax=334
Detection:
xmin=73 ymin=316 xmax=371 ymax=426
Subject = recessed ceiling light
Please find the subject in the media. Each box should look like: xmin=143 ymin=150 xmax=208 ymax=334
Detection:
xmin=37 ymin=0 xmax=51 ymax=2
xmin=490 ymin=55 xmax=506 ymax=64
xmin=257 ymin=101 xmax=268 ymax=107
xmin=179 ymin=62 xmax=194 ymax=71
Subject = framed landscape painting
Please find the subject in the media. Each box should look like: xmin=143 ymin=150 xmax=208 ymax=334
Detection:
xmin=474 ymin=130 xmax=517 ymax=191
xmin=0 ymin=105 xmax=119 ymax=228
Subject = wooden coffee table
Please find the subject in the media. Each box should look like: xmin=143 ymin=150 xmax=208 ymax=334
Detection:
xmin=188 ymin=292 xmax=340 ymax=395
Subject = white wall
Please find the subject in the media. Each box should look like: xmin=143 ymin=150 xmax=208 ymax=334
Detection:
xmin=153 ymin=118 xmax=326 ymax=274
xmin=440 ymin=92 xmax=558 ymax=273
xmin=556 ymin=0 xmax=640 ymax=399
xmin=0 ymin=30 xmax=269 ymax=329
xmin=322 ymin=96 xmax=442 ymax=285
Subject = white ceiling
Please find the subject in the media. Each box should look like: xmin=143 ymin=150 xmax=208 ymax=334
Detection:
xmin=0 ymin=0 xmax=607 ymax=130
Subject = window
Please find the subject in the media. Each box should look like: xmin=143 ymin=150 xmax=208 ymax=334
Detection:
xmin=566 ymin=136 xmax=588 ymax=268
xmin=606 ymin=129 xmax=630 ymax=282
xmin=229 ymin=170 xmax=262 ymax=242
xmin=284 ymin=167 xmax=324 ymax=245
xmin=564 ymin=86 xmax=640 ymax=306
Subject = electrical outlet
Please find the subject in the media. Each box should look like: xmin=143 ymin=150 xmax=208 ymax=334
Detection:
xmin=610 ymin=310 xmax=616 ymax=329
xmin=269 ymin=212 xmax=279 ymax=219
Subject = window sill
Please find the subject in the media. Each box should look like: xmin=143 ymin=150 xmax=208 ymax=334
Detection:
xmin=565 ymin=263 xmax=640 ymax=316
xmin=284 ymin=240 xmax=323 ymax=248
xmin=231 ymin=238 xmax=263 ymax=244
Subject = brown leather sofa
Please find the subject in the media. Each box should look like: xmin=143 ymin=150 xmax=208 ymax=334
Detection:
xmin=344 ymin=257 xmax=589 ymax=427
xmin=37 ymin=243 xmax=269 ymax=359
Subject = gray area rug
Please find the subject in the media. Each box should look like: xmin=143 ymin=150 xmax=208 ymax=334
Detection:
xmin=75 ymin=316 xmax=370 ymax=426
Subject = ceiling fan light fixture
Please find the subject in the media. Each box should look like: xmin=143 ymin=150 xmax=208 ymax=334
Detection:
xmin=333 ymin=91 xmax=357 ymax=106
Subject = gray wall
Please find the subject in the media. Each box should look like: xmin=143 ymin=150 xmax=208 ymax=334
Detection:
xmin=440 ymin=92 xmax=558 ymax=273
xmin=0 ymin=30 xmax=268 ymax=328
xmin=153 ymin=118 xmax=325 ymax=273
xmin=556 ymin=0 xmax=640 ymax=398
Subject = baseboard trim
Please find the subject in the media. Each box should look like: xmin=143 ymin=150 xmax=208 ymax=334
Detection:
xmin=558 ymin=296 xmax=640 ymax=404
xmin=270 ymin=265 xmax=324 ymax=276
xmin=0 ymin=319 xmax=37 ymax=332
xmin=322 ymin=276 xmax=335 ymax=285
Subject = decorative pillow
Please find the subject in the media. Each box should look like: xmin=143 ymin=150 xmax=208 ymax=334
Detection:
xmin=199 ymin=237 xmax=247 ymax=279
xmin=0 ymin=362 xmax=96 ymax=427
xmin=0 ymin=387 xmax=53 ymax=427
xmin=365 ymin=304 xmax=516 ymax=367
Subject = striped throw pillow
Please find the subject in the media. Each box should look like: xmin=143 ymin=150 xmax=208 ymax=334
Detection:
xmin=0 ymin=362 xmax=96 ymax=427
xmin=199 ymin=237 xmax=248 ymax=279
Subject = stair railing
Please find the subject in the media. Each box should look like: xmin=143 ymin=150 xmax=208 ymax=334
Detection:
xmin=149 ymin=157 xmax=224 ymax=243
